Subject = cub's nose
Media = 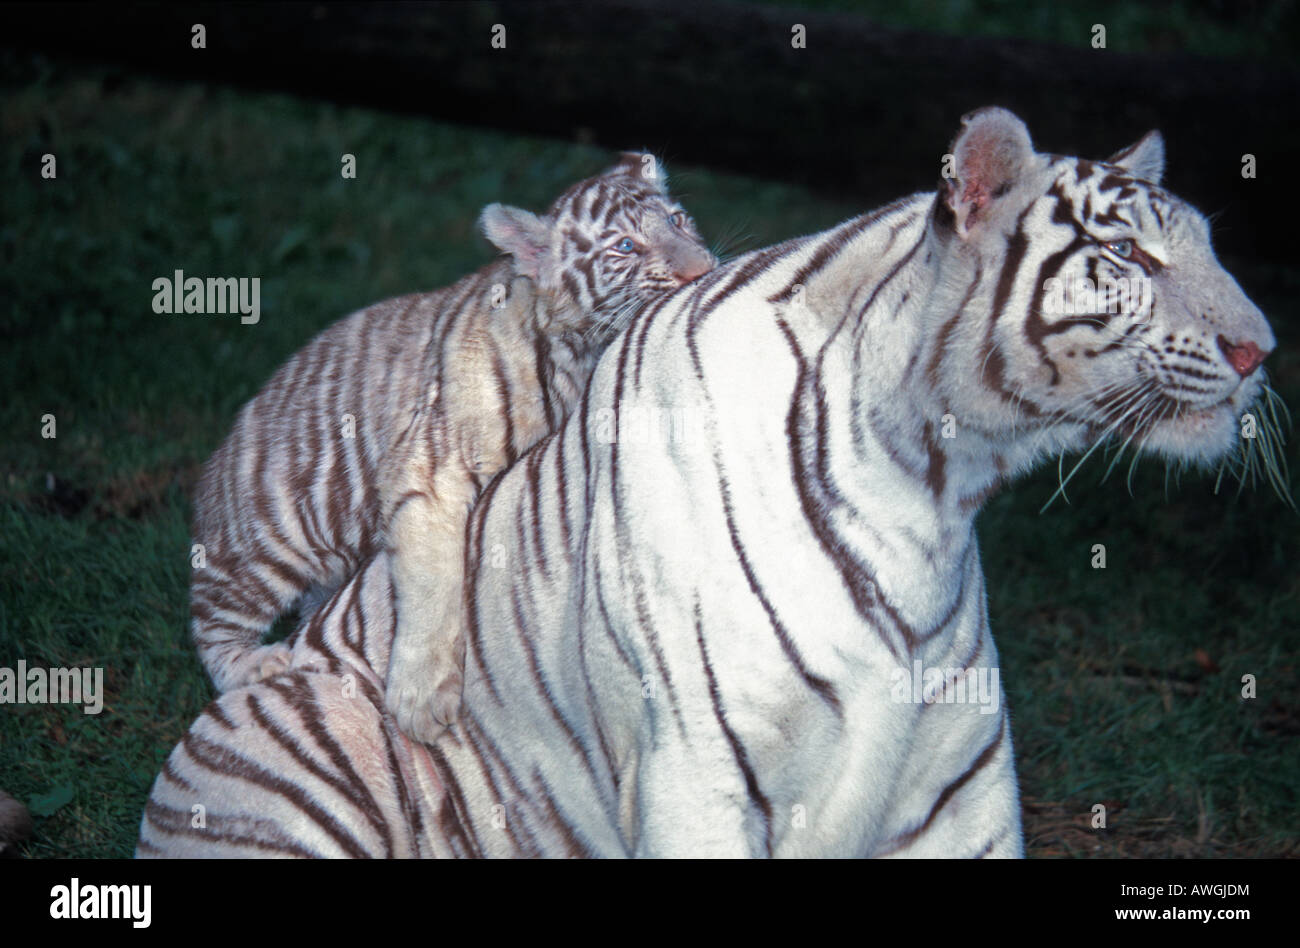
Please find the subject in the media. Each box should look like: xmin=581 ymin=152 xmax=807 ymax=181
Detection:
xmin=1217 ymin=335 xmax=1269 ymax=377
xmin=672 ymin=251 xmax=716 ymax=284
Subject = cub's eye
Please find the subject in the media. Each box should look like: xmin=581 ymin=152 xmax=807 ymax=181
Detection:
xmin=612 ymin=237 xmax=638 ymax=254
xmin=1104 ymin=239 xmax=1134 ymax=258
xmin=669 ymin=212 xmax=687 ymax=228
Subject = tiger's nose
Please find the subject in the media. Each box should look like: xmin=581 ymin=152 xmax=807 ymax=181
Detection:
xmin=673 ymin=254 xmax=715 ymax=284
xmin=1217 ymin=335 xmax=1269 ymax=377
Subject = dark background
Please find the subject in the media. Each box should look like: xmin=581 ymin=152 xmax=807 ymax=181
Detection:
xmin=8 ymin=0 xmax=1300 ymax=262
xmin=1 ymin=0 xmax=1297 ymax=858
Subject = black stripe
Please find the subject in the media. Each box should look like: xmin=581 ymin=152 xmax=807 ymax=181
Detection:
xmin=607 ymin=325 xmax=689 ymax=736
xmin=181 ymin=727 xmax=370 ymax=858
xmin=251 ymin=682 xmax=394 ymax=855
xmin=463 ymin=473 xmax=507 ymax=706
xmin=877 ymin=716 xmax=1007 ymax=855
xmin=458 ymin=708 xmax=545 ymax=857
xmin=490 ymin=347 xmax=518 ymax=467
xmin=777 ymin=318 xmax=913 ymax=663
xmin=978 ymin=205 xmax=1034 ymax=401
xmin=710 ymin=425 xmax=842 ymax=711
xmin=425 ymin=742 xmax=484 ymax=858
xmin=769 ymin=200 xmax=918 ymax=304
xmin=693 ymin=595 xmax=773 ymax=856
xmin=525 ymin=446 xmax=549 ymax=580
xmin=532 ymin=769 xmax=598 ymax=857
xmin=142 ymin=797 xmax=323 ymax=858
xmin=508 ymin=581 xmax=602 ymax=783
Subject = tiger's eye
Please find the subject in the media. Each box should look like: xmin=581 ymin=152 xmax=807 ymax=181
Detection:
xmin=614 ymin=237 xmax=637 ymax=253
xmin=670 ymin=212 xmax=686 ymax=228
xmin=1106 ymin=239 xmax=1134 ymax=258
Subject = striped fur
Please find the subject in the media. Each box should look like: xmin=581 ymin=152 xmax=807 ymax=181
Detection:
xmin=190 ymin=154 xmax=715 ymax=741
xmin=144 ymin=109 xmax=1275 ymax=857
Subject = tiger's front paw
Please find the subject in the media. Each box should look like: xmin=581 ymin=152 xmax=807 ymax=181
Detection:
xmin=385 ymin=640 xmax=464 ymax=745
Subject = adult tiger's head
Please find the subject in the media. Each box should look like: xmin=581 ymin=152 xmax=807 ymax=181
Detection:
xmin=930 ymin=107 xmax=1277 ymax=479
xmin=478 ymin=153 xmax=716 ymax=338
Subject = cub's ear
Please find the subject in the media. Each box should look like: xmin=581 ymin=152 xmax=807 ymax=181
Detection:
xmin=943 ymin=107 xmax=1036 ymax=238
xmin=1106 ymin=130 xmax=1164 ymax=184
xmin=607 ymin=151 xmax=668 ymax=191
xmin=479 ymin=203 xmax=551 ymax=280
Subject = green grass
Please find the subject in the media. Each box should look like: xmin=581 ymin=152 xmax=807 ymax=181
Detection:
xmin=2 ymin=56 xmax=1296 ymax=858
xmin=984 ymin=451 xmax=1300 ymax=856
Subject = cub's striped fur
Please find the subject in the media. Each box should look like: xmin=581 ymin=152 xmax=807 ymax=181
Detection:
xmin=143 ymin=109 xmax=1277 ymax=857
xmin=189 ymin=154 xmax=715 ymax=741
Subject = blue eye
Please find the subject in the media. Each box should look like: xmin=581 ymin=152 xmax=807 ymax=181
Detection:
xmin=1105 ymin=239 xmax=1134 ymax=258
xmin=614 ymin=237 xmax=637 ymax=253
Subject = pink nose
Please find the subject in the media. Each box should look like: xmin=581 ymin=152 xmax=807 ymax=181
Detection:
xmin=1217 ymin=335 xmax=1269 ymax=377
xmin=673 ymin=256 xmax=714 ymax=284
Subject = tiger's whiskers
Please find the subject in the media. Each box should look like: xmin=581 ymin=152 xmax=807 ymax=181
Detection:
xmin=1040 ymin=379 xmax=1160 ymax=511
xmin=1213 ymin=380 xmax=1295 ymax=509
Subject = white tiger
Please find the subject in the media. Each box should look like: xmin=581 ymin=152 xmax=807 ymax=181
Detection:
xmin=140 ymin=108 xmax=1277 ymax=857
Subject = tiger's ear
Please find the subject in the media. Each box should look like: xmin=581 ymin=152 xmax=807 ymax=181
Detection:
xmin=1106 ymin=130 xmax=1164 ymax=184
xmin=479 ymin=203 xmax=551 ymax=280
xmin=608 ymin=151 xmax=668 ymax=191
xmin=943 ymin=107 xmax=1036 ymax=239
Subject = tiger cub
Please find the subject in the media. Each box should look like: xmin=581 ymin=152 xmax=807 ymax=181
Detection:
xmin=189 ymin=153 xmax=715 ymax=741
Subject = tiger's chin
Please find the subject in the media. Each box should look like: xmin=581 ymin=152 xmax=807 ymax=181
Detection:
xmin=1140 ymin=388 xmax=1257 ymax=468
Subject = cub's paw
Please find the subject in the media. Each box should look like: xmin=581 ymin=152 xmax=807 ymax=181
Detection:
xmin=385 ymin=650 xmax=464 ymax=744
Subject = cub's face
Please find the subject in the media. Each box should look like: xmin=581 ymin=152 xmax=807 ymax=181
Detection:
xmin=942 ymin=108 xmax=1275 ymax=468
xmin=545 ymin=154 xmax=717 ymax=336
xmin=478 ymin=154 xmax=715 ymax=341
